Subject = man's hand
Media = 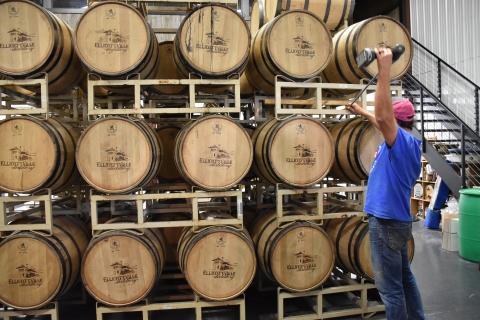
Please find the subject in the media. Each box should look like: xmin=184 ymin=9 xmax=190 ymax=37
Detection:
xmin=375 ymin=47 xmax=393 ymax=76
xmin=346 ymin=102 xmax=380 ymax=130
xmin=346 ymin=102 xmax=365 ymax=116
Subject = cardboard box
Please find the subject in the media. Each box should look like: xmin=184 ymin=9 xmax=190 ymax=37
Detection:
xmin=442 ymin=232 xmax=459 ymax=251
xmin=443 ymin=218 xmax=459 ymax=234
xmin=441 ymin=211 xmax=459 ymax=232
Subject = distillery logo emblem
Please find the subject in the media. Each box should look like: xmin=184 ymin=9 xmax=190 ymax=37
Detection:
xmin=0 ymin=28 xmax=35 ymax=52
xmin=295 ymin=15 xmax=304 ymax=26
xmin=106 ymin=7 xmax=116 ymax=17
xmin=286 ymin=36 xmax=315 ymax=59
xmin=97 ymin=147 xmax=131 ymax=172
xmin=195 ymin=31 xmax=230 ymax=56
xmin=103 ymin=261 xmax=138 ymax=285
xmin=199 ymin=144 xmax=233 ymax=169
xmin=286 ymin=144 xmax=317 ymax=167
xmin=94 ymin=28 xmax=129 ymax=53
xmin=203 ymin=257 xmax=237 ymax=280
xmin=107 ymin=123 xmax=117 ymax=135
xmin=9 ymin=264 xmax=44 ymax=288
xmin=212 ymin=9 xmax=221 ymax=21
xmin=18 ymin=241 xmax=28 ymax=252
xmin=287 ymin=251 xmax=317 ymax=272
xmin=8 ymin=5 xmax=19 ymax=16
xmin=12 ymin=122 xmax=22 ymax=134
xmin=1 ymin=146 xmax=36 ymax=171
xmin=216 ymin=236 xmax=227 ymax=246
xmin=379 ymin=22 xmax=387 ymax=32
xmin=296 ymin=123 xmax=305 ymax=134
xmin=212 ymin=123 xmax=222 ymax=134
xmin=110 ymin=239 xmax=120 ymax=251
xmin=296 ymin=230 xmax=306 ymax=240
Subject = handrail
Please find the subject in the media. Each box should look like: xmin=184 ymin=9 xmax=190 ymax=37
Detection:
xmin=405 ymin=73 xmax=480 ymax=142
xmin=412 ymin=38 xmax=480 ymax=90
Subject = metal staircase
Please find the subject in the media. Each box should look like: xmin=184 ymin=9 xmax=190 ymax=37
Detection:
xmin=400 ymin=39 xmax=480 ymax=198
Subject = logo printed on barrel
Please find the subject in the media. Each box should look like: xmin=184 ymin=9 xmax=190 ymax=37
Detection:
xmin=286 ymin=36 xmax=315 ymax=59
xmin=8 ymin=264 xmax=43 ymax=288
xmin=286 ymin=144 xmax=317 ymax=167
xmin=8 ymin=5 xmax=19 ymax=16
xmin=106 ymin=7 xmax=116 ymax=18
xmin=203 ymin=257 xmax=237 ymax=280
xmin=97 ymin=147 xmax=131 ymax=172
xmin=379 ymin=22 xmax=387 ymax=32
xmin=287 ymin=251 xmax=317 ymax=272
xmin=212 ymin=123 xmax=222 ymax=134
xmin=107 ymin=124 xmax=117 ymax=135
xmin=103 ymin=261 xmax=138 ymax=285
xmin=216 ymin=236 xmax=227 ymax=246
xmin=195 ymin=31 xmax=230 ymax=56
xmin=1 ymin=146 xmax=36 ymax=171
xmin=296 ymin=230 xmax=306 ymax=240
xmin=296 ymin=123 xmax=305 ymax=134
xmin=94 ymin=29 xmax=129 ymax=53
xmin=18 ymin=241 xmax=28 ymax=252
xmin=199 ymin=144 xmax=233 ymax=169
xmin=295 ymin=15 xmax=304 ymax=26
xmin=212 ymin=9 xmax=221 ymax=21
xmin=110 ymin=239 xmax=120 ymax=251
xmin=0 ymin=28 xmax=35 ymax=52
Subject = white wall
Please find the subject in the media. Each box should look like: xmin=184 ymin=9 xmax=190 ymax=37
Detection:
xmin=410 ymin=0 xmax=480 ymax=85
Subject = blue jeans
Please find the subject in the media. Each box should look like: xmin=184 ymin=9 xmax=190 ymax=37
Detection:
xmin=369 ymin=216 xmax=426 ymax=320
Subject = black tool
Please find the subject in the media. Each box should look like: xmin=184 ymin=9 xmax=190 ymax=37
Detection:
xmin=349 ymin=44 xmax=406 ymax=106
xmin=356 ymin=43 xmax=406 ymax=69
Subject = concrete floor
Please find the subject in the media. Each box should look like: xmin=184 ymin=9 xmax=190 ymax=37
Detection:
xmin=33 ymin=221 xmax=480 ymax=319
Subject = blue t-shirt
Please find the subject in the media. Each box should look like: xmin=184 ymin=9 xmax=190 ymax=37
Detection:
xmin=364 ymin=126 xmax=422 ymax=222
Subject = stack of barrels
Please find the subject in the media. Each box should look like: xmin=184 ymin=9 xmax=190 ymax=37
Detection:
xmin=0 ymin=0 xmax=418 ymax=311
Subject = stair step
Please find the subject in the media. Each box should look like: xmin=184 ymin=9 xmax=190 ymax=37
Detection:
xmin=417 ymin=118 xmax=456 ymax=123
xmin=428 ymin=139 xmax=460 ymax=144
xmin=415 ymin=106 xmax=447 ymax=112
xmin=421 ymin=129 xmax=460 ymax=132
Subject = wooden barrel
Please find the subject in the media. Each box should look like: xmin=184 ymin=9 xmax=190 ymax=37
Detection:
xmin=323 ymin=216 xmax=374 ymax=279
xmin=0 ymin=74 xmax=37 ymax=96
xmin=0 ymin=116 xmax=80 ymax=193
xmin=78 ymin=71 xmax=110 ymax=97
xmin=249 ymin=0 xmax=266 ymax=37
xmin=0 ymin=0 xmax=85 ymax=95
xmin=151 ymin=41 xmax=188 ymax=95
xmin=173 ymin=3 xmax=250 ymax=92
xmin=76 ymin=117 xmax=162 ymax=194
xmin=328 ymin=117 xmax=384 ymax=185
xmin=249 ymin=209 xmax=335 ymax=292
xmin=154 ymin=212 xmax=192 ymax=266
xmin=174 ymin=115 xmax=253 ymax=190
xmin=239 ymin=72 xmax=257 ymax=98
xmin=74 ymin=1 xmax=159 ymax=94
xmin=323 ymin=211 xmax=415 ymax=280
xmin=245 ymin=10 xmax=332 ymax=96
xmin=155 ymin=124 xmax=182 ymax=182
xmin=0 ymin=216 xmax=91 ymax=310
xmin=81 ymin=216 xmax=166 ymax=306
xmin=251 ymin=116 xmax=334 ymax=187
xmin=320 ymin=16 xmax=413 ymax=97
xmin=263 ymin=0 xmax=355 ymax=31
xmin=177 ymin=219 xmax=256 ymax=300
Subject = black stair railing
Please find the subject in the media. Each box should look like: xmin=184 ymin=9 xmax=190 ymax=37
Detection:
xmin=401 ymin=38 xmax=480 ymax=192
xmin=410 ymin=39 xmax=480 ymax=134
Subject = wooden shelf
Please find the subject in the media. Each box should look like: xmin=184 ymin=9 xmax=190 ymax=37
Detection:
xmin=411 ymin=160 xmax=438 ymax=219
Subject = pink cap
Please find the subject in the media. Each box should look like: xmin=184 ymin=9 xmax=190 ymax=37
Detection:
xmin=393 ymin=99 xmax=415 ymax=122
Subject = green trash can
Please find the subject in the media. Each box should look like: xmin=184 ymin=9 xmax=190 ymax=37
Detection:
xmin=458 ymin=188 xmax=480 ymax=262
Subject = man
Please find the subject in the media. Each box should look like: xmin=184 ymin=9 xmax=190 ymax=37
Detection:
xmin=346 ymin=47 xmax=426 ymax=320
